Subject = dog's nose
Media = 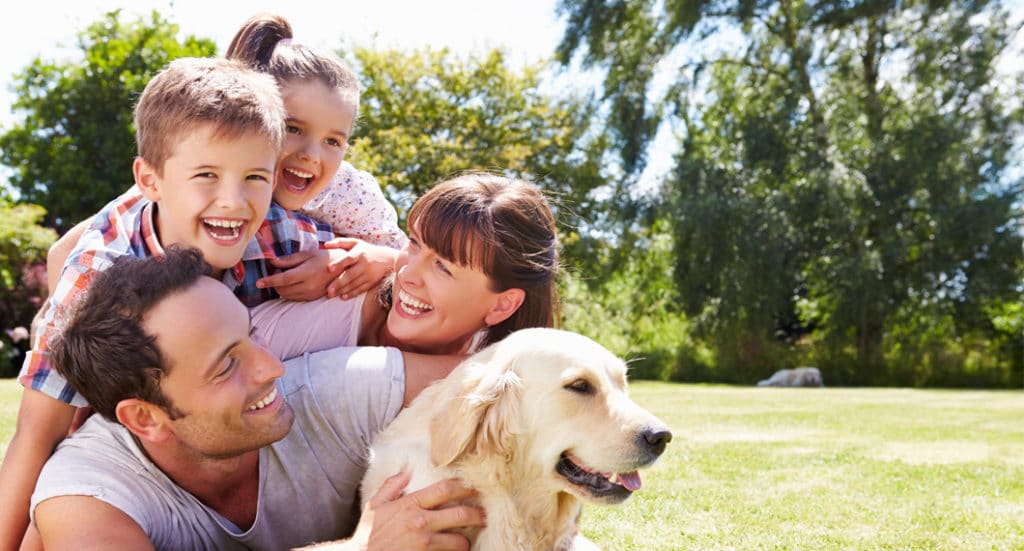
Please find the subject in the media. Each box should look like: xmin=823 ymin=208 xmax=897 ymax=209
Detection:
xmin=642 ymin=428 xmax=672 ymax=456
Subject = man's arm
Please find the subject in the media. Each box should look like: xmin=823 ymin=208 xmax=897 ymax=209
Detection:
xmin=35 ymin=496 xmax=154 ymax=550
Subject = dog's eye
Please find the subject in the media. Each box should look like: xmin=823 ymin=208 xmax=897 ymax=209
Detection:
xmin=565 ymin=379 xmax=593 ymax=395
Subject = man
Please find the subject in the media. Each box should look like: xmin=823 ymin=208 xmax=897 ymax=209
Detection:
xmin=32 ymin=246 xmax=483 ymax=550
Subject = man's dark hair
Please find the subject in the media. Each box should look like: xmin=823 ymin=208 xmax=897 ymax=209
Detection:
xmin=52 ymin=246 xmax=212 ymax=422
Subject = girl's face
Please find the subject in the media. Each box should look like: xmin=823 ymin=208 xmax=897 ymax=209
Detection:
xmin=274 ymin=81 xmax=356 ymax=210
xmin=385 ymin=226 xmax=519 ymax=355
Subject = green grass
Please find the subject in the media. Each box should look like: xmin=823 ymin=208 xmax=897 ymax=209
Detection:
xmin=2 ymin=380 xmax=1022 ymax=549
xmin=580 ymin=382 xmax=1024 ymax=550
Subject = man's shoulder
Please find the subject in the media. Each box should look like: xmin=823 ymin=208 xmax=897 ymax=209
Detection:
xmin=41 ymin=416 xmax=139 ymax=470
xmin=279 ymin=347 xmax=405 ymax=436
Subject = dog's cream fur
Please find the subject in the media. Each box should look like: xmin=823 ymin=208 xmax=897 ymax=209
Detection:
xmin=361 ymin=328 xmax=671 ymax=550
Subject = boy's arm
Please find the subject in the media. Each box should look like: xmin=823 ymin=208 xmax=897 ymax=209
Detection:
xmin=35 ymin=496 xmax=154 ymax=551
xmin=0 ymin=391 xmax=76 ymax=551
xmin=46 ymin=221 xmax=89 ymax=294
xmin=3 ymin=194 xmax=141 ymax=548
xmin=245 ymin=204 xmax=337 ymax=303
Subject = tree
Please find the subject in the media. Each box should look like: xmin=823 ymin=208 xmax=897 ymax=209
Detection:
xmin=0 ymin=10 xmax=215 ymax=230
xmin=557 ymin=0 xmax=1023 ymax=386
xmin=345 ymin=46 xmax=614 ymax=272
xmin=0 ymin=198 xmax=56 ymax=376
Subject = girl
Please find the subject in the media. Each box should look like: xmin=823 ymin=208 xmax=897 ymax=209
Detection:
xmin=226 ymin=14 xmax=407 ymax=301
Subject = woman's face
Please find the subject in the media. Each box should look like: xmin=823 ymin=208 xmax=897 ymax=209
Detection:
xmin=386 ymin=227 xmax=510 ymax=354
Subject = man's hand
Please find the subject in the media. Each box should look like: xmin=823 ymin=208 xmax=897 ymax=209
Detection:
xmin=323 ymin=238 xmax=399 ymax=300
xmin=343 ymin=469 xmax=484 ymax=551
xmin=256 ymin=249 xmax=335 ymax=302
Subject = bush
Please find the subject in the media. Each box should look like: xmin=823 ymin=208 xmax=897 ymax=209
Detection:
xmin=0 ymin=201 xmax=56 ymax=377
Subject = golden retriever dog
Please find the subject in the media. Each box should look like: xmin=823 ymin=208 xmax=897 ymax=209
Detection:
xmin=361 ymin=328 xmax=672 ymax=550
xmin=757 ymin=367 xmax=824 ymax=387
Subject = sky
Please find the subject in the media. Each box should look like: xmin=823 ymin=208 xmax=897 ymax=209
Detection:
xmin=1 ymin=2 xmax=1020 ymax=193
xmin=0 ymin=0 xmax=569 ymax=129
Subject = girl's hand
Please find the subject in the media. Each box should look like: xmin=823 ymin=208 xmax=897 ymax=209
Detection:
xmin=324 ymin=237 xmax=399 ymax=300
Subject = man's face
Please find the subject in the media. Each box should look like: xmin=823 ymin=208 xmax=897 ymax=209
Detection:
xmin=140 ymin=124 xmax=277 ymax=276
xmin=144 ymin=277 xmax=294 ymax=458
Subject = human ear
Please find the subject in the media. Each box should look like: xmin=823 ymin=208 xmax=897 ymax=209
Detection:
xmin=115 ymin=399 xmax=171 ymax=443
xmin=133 ymin=157 xmax=162 ymax=202
xmin=483 ymin=288 xmax=525 ymax=327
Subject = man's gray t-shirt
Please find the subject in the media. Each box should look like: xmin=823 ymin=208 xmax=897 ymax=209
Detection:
xmin=31 ymin=346 xmax=405 ymax=551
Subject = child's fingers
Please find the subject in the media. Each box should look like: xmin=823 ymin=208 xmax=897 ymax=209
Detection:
xmin=256 ymin=270 xmax=303 ymax=289
xmin=328 ymin=272 xmax=367 ymax=299
xmin=268 ymin=251 xmax=315 ymax=268
xmin=327 ymin=254 xmax=358 ymax=273
xmin=335 ymin=275 xmax=375 ymax=299
xmin=323 ymin=236 xmax=360 ymax=251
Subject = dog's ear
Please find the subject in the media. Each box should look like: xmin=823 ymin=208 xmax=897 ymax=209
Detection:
xmin=429 ymin=358 xmax=522 ymax=467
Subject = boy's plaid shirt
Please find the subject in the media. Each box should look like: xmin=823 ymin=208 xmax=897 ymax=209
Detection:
xmin=19 ymin=187 xmax=333 ymax=405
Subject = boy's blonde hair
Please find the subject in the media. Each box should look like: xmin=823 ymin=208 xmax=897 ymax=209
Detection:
xmin=134 ymin=57 xmax=286 ymax=173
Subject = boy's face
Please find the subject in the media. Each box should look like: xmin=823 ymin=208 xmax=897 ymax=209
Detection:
xmin=274 ymin=81 xmax=356 ymax=210
xmin=136 ymin=124 xmax=276 ymax=274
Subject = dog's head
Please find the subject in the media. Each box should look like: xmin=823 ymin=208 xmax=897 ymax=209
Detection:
xmin=429 ymin=328 xmax=672 ymax=505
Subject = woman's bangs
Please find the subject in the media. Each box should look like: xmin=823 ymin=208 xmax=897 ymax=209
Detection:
xmin=414 ymin=200 xmax=494 ymax=272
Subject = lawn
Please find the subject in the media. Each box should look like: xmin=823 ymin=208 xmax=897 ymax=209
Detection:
xmin=2 ymin=379 xmax=1022 ymax=550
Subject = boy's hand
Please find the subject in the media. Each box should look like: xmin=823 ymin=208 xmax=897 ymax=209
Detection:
xmin=324 ymin=237 xmax=398 ymax=300
xmin=344 ymin=469 xmax=483 ymax=551
xmin=256 ymin=249 xmax=335 ymax=301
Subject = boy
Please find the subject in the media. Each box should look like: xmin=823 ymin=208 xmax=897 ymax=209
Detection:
xmin=0 ymin=56 xmax=341 ymax=549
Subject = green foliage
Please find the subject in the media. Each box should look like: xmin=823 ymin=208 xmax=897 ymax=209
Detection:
xmin=562 ymin=222 xmax=714 ymax=381
xmin=344 ymin=46 xmax=619 ymax=277
xmin=0 ymin=199 xmax=57 ymax=377
xmin=0 ymin=10 xmax=215 ymax=230
xmin=348 ymin=47 xmax=608 ymax=214
xmin=558 ymin=0 xmax=1024 ymax=386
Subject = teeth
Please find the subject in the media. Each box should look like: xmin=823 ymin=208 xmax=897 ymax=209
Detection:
xmin=285 ymin=167 xmax=315 ymax=179
xmin=204 ymin=219 xmax=244 ymax=228
xmin=247 ymin=387 xmax=277 ymax=411
xmin=398 ymin=290 xmax=433 ymax=313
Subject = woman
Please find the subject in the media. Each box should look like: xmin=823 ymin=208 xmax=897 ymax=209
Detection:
xmin=251 ymin=171 xmax=561 ymax=358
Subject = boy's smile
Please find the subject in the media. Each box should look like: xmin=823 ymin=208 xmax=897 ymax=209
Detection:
xmin=135 ymin=124 xmax=277 ymax=277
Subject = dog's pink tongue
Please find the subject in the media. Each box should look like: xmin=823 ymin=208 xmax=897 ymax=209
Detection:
xmin=617 ymin=471 xmax=642 ymax=491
